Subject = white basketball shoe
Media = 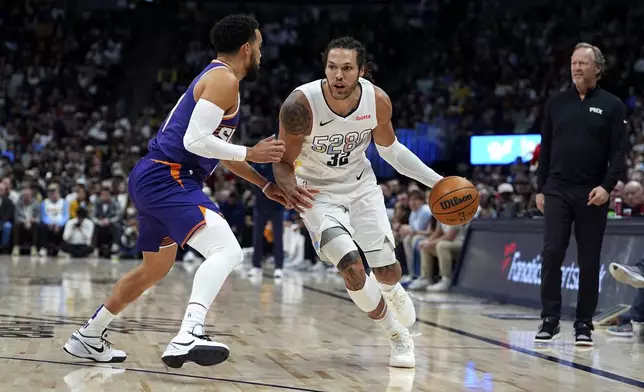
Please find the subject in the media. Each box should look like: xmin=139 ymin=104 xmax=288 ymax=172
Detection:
xmin=381 ymin=281 xmax=417 ymax=327
xmin=161 ymin=324 xmax=230 ymax=368
xmin=389 ymin=328 xmax=416 ymax=368
xmin=63 ymin=329 xmax=126 ymax=363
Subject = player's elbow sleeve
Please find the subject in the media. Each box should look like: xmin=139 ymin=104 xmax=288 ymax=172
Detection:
xmin=376 ymin=139 xmax=443 ymax=187
xmin=375 ymin=139 xmax=412 ymax=169
xmin=183 ymin=99 xmax=225 ymax=152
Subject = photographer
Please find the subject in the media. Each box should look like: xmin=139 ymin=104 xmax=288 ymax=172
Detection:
xmin=60 ymin=207 xmax=95 ymax=258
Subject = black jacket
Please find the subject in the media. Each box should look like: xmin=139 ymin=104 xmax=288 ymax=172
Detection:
xmin=537 ymin=85 xmax=628 ymax=194
xmin=0 ymin=196 xmax=15 ymax=223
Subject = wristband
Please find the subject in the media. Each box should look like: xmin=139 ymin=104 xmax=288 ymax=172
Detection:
xmin=262 ymin=182 xmax=271 ymax=193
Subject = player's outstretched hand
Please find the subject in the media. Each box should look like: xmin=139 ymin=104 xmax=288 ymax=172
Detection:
xmin=247 ymin=135 xmax=285 ymax=163
xmin=263 ymin=183 xmax=289 ymax=207
xmin=285 ymin=185 xmax=319 ymax=213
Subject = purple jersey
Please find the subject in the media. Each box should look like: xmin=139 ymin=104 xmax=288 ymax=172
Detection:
xmin=147 ymin=60 xmax=240 ymax=180
xmin=128 ymin=60 xmax=239 ymax=252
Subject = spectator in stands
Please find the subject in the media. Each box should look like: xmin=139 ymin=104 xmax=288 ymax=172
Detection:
xmin=60 ymin=207 xmax=95 ymax=258
xmin=421 ymin=211 xmax=476 ymax=292
xmin=69 ymin=186 xmax=91 ymax=219
xmin=381 ymin=183 xmax=397 ymax=209
xmin=607 ymin=261 xmax=644 ymax=341
xmin=408 ymin=216 xmax=437 ymax=291
xmin=120 ymin=213 xmax=140 ymax=260
xmin=0 ymin=182 xmax=15 ymax=252
xmin=39 ymin=183 xmax=68 ymax=257
xmin=220 ymin=192 xmax=247 ymax=243
xmin=92 ymin=187 xmax=121 ymax=258
xmin=496 ymin=183 xmax=521 ymax=218
xmin=114 ymin=181 xmax=129 ymax=213
xmin=2 ymin=178 xmax=19 ymax=204
xmin=476 ymin=188 xmax=497 ymax=219
xmin=622 ymin=181 xmax=644 ymax=216
xmin=65 ymin=181 xmax=84 ymax=203
xmin=609 ymin=180 xmax=625 ymax=213
xmin=13 ymin=187 xmax=39 ymax=256
xmin=399 ymin=190 xmax=432 ymax=279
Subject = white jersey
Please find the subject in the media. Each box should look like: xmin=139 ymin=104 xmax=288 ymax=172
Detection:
xmin=294 ymin=78 xmax=378 ymax=202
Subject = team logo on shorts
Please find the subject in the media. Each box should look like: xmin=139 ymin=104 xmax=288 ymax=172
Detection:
xmin=308 ymin=229 xmax=320 ymax=251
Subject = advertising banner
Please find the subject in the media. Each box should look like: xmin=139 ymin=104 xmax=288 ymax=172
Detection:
xmin=456 ymin=220 xmax=641 ymax=314
xmin=470 ymin=134 xmax=541 ymax=165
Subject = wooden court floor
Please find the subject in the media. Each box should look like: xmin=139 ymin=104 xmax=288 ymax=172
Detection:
xmin=0 ymin=256 xmax=642 ymax=391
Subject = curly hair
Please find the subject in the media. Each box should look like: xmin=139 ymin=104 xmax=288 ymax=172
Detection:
xmin=322 ymin=36 xmax=373 ymax=81
xmin=210 ymin=14 xmax=259 ymax=55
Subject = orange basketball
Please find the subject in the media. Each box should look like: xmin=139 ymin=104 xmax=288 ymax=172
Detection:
xmin=429 ymin=176 xmax=479 ymax=226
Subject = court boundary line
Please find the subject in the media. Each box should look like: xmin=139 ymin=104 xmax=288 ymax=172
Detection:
xmin=301 ymin=284 xmax=644 ymax=389
xmin=0 ymin=355 xmax=325 ymax=392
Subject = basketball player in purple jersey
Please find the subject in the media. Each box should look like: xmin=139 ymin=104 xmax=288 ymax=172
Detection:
xmin=63 ymin=15 xmax=288 ymax=368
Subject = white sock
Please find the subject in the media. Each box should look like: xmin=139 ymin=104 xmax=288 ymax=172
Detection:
xmin=179 ymin=210 xmax=243 ymax=335
xmin=374 ymin=308 xmax=403 ymax=338
xmin=180 ymin=302 xmax=208 ymax=334
xmin=80 ymin=305 xmax=115 ymax=336
xmin=179 ymin=252 xmax=239 ymax=334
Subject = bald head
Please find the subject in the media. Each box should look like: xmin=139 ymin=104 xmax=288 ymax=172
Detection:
xmin=624 ymin=181 xmax=642 ymax=192
xmin=624 ymin=181 xmax=644 ymax=207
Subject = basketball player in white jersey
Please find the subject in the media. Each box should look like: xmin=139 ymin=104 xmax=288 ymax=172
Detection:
xmin=273 ymin=37 xmax=444 ymax=368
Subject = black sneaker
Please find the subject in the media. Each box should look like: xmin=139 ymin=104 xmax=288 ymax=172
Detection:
xmin=574 ymin=321 xmax=594 ymax=346
xmin=534 ymin=317 xmax=561 ymax=343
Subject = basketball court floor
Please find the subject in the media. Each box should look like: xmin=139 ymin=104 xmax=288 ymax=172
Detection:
xmin=0 ymin=255 xmax=642 ymax=391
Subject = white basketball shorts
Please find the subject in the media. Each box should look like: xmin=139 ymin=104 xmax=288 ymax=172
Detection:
xmin=300 ymin=184 xmax=395 ymax=268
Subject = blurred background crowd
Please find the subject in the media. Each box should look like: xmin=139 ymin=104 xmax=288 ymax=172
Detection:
xmin=2 ymin=0 xmax=644 ymax=290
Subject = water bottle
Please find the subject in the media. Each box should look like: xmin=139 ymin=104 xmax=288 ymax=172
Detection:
xmin=615 ymin=197 xmax=622 ymax=217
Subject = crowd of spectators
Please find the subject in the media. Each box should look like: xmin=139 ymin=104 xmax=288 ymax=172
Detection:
xmin=0 ymin=1 xmax=139 ymax=258
xmin=2 ymin=1 xmax=644 ymax=267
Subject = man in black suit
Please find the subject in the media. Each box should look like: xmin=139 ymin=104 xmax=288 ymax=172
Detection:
xmin=535 ymin=43 xmax=628 ymax=346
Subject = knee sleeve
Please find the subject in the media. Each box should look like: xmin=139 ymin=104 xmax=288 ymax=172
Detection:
xmin=319 ymin=226 xmax=358 ymax=266
xmin=347 ymin=274 xmax=382 ymax=313
xmin=362 ymin=238 xmax=397 ymax=268
xmin=187 ymin=209 xmax=243 ymax=267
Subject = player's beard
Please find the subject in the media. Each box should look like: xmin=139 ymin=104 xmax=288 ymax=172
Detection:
xmin=244 ymin=52 xmax=260 ymax=82
xmin=329 ymin=78 xmax=359 ymax=100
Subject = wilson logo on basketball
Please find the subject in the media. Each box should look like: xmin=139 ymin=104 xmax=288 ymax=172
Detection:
xmin=356 ymin=114 xmax=371 ymax=121
xmin=439 ymin=194 xmax=474 ymax=210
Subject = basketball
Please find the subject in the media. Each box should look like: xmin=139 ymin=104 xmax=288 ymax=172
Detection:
xmin=429 ymin=176 xmax=479 ymax=226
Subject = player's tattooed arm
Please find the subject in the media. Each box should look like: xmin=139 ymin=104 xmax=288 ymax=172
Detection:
xmin=273 ymin=90 xmax=318 ymax=213
xmin=279 ymin=90 xmax=312 ymax=136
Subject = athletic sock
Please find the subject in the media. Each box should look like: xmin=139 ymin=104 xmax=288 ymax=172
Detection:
xmin=374 ymin=307 xmax=403 ymax=338
xmin=178 ymin=251 xmax=239 ymax=334
xmin=180 ymin=302 xmax=208 ymax=334
xmin=80 ymin=305 xmax=115 ymax=336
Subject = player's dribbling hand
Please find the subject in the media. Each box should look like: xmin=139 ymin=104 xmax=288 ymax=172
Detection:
xmin=247 ymin=135 xmax=286 ymax=163
xmin=263 ymin=183 xmax=289 ymax=207
xmin=588 ymin=186 xmax=609 ymax=206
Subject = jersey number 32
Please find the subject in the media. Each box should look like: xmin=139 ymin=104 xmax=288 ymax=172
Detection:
xmin=311 ymin=130 xmax=371 ymax=167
